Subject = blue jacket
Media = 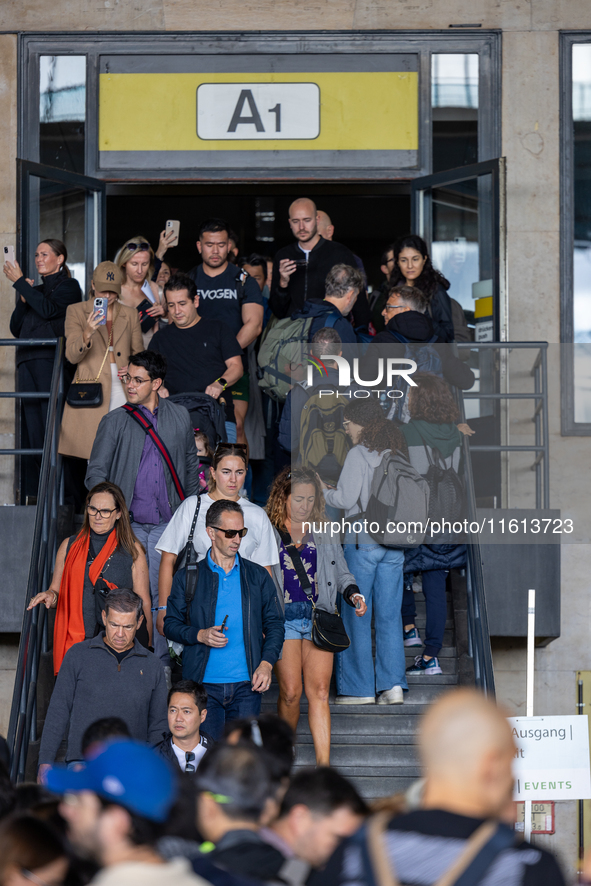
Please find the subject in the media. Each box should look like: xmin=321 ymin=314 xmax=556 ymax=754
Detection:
xmin=164 ymin=554 xmax=284 ymax=683
xmin=291 ymin=298 xmax=357 ymax=345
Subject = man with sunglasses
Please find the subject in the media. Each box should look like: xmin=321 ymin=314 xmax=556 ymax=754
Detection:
xmin=86 ymin=350 xmax=200 ymax=672
xmin=164 ymin=499 xmax=284 ymax=740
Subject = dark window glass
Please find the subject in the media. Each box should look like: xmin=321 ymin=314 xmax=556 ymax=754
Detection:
xmin=39 ymin=56 xmax=86 ymax=173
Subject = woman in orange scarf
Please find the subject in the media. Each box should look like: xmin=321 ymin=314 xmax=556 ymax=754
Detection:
xmin=28 ymin=481 xmax=152 ymax=673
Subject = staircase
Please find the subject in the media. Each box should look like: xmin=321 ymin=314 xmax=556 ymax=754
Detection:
xmin=263 ymin=572 xmax=471 ymax=802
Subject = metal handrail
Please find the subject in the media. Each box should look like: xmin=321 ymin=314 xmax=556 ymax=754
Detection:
xmin=457 ymin=342 xmax=549 ymax=509
xmin=6 ymin=338 xmax=65 ymax=781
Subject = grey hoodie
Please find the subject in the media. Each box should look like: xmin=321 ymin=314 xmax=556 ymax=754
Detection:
xmin=323 ymin=445 xmax=385 ymax=542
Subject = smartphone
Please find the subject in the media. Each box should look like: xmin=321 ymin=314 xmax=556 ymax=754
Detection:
xmin=93 ymin=296 xmax=108 ymax=326
xmin=3 ymin=246 xmax=15 ymax=264
xmin=166 ymin=219 xmax=180 ymax=247
xmin=221 ymin=615 xmax=229 ymax=631
xmin=293 ymin=259 xmax=308 ymax=268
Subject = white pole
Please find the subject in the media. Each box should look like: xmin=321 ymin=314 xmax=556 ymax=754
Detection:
xmin=524 ymin=589 xmax=536 ymax=842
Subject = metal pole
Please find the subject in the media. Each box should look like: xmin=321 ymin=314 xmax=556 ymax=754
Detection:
xmin=524 ymin=589 xmax=536 ymax=842
xmin=578 ymin=677 xmax=585 ymax=880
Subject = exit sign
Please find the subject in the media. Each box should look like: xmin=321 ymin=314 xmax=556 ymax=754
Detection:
xmin=196 ymin=83 xmax=320 ymax=140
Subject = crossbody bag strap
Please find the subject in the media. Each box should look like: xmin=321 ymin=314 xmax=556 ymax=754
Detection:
xmin=365 ymin=816 xmax=513 ymax=886
xmin=75 ymin=326 xmax=112 ymax=384
xmin=183 ymin=495 xmax=202 ymax=625
xmin=278 ymin=528 xmax=314 ymax=604
xmin=122 ymin=403 xmax=186 ymax=502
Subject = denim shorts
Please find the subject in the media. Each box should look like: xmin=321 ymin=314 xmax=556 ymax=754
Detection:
xmin=284 ymin=614 xmax=313 ymax=642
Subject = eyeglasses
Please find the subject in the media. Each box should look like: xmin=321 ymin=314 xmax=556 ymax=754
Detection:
xmin=383 ymin=303 xmax=406 ymax=313
xmin=127 ymin=242 xmax=151 ymax=252
xmin=210 ymin=526 xmax=248 ymax=539
xmin=185 ymin=751 xmax=196 ymax=773
xmin=87 ymin=505 xmax=118 ymax=519
xmin=122 ymin=374 xmax=151 ymax=386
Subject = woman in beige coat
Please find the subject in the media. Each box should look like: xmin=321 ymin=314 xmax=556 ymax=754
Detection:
xmin=59 ymin=262 xmax=143 ymax=461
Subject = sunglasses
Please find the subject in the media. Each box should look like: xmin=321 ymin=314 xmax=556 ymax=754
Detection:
xmin=127 ymin=242 xmax=151 ymax=252
xmin=185 ymin=751 xmax=196 ymax=773
xmin=210 ymin=526 xmax=248 ymax=539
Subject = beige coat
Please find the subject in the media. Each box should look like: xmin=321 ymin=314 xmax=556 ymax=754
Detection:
xmin=59 ymin=300 xmax=143 ymax=460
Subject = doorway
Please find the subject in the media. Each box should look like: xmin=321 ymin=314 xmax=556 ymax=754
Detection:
xmin=105 ymin=182 xmax=412 ymax=293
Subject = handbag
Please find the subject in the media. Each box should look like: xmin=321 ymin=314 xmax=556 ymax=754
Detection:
xmin=278 ymin=529 xmax=350 ymax=654
xmin=66 ymin=327 xmax=112 ymax=408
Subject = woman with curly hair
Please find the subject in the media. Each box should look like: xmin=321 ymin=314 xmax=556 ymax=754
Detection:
xmin=401 ymin=373 xmax=467 ymax=676
xmin=320 ymin=399 xmax=409 ymax=706
xmin=389 ymin=234 xmax=454 ymax=342
xmin=266 ymin=467 xmax=367 ymax=765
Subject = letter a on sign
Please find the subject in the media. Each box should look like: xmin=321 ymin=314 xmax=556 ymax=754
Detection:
xmin=227 ymin=90 xmax=265 ymax=133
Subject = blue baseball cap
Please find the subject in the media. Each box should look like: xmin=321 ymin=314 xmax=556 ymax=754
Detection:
xmin=45 ymin=740 xmax=176 ymax=823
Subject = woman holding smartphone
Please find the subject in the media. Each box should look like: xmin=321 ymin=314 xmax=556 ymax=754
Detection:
xmin=4 ymin=239 xmax=81 ymax=497
xmin=59 ymin=262 xmax=143 ymax=462
xmin=266 ymin=467 xmax=366 ymax=766
xmin=115 ymin=233 xmax=172 ymax=346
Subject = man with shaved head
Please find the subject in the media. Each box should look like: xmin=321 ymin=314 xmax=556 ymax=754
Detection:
xmin=269 ymin=198 xmax=369 ymax=327
xmin=317 ymin=688 xmax=565 ymax=886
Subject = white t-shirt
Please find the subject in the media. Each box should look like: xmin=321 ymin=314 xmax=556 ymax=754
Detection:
xmin=156 ymin=494 xmax=279 ymax=567
xmin=171 ymin=738 xmax=207 ymax=772
xmin=141 ymin=278 xmax=156 ymax=303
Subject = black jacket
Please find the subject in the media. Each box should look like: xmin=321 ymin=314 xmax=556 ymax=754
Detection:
xmin=164 ymin=554 xmax=284 ymax=684
xmin=10 ymin=269 xmax=82 ymax=365
xmin=372 ymin=311 xmax=475 ymax=390
xmin=209 ymin=830 xmax=286 ymax=881
xmin=270 ymin=237 xmax=370 ymax=328
xmin=153 ymin=730 xmax=214 ymax=769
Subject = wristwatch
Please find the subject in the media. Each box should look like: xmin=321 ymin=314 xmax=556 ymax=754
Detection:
xmin=217 ymin=377 xmax=229 ymax=391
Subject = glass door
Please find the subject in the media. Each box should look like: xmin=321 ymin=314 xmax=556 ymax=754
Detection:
xmin=18 ymin=160 xmax=106 ymax=296
xmin=411 ymin=157 xmax=505 ymax=341
xmin=412 ymin=158 xmax=506 ymax=506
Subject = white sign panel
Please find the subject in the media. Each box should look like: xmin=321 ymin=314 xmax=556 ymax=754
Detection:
xmin=510 ymin=715 xmax=591 ymax=801
xmin=197 ymin=83 xmax=320 ymax=140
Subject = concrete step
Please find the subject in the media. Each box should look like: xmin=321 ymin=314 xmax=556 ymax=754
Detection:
xmin=335 ymin=773 xmax=420 ymax=799
xmin=296 ymin=742 xmax=418 ymax=766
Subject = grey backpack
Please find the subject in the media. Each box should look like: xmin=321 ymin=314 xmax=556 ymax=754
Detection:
xmin=364 ymin=450 xmax=430 ymax=547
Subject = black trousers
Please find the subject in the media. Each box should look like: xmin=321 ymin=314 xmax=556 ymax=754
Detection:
xmin=17 ymin=359 xmax=53 ymax=501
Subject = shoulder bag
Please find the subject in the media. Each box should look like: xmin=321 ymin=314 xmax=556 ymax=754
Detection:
xmin=278 ymin=528 xmax=350 ymax=654
xmin=167 ymin=494 xmax=203 ymax=664
xmin=66 ymin=327 xmax=112 ymax=408
xmin=364 ymin=812 xmax=516 ymax=886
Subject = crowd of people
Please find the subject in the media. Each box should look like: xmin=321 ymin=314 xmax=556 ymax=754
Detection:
xmin=0 ymin=690 xmax=567 ymax=886
xmin=0 ymin=197 xmax=572 ymax=884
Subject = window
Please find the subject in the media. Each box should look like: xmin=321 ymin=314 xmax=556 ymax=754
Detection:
xmin=39 ymin=55 xmax=86 ymax=173
xmin=431 ymin=54 xmax=479 ymax=173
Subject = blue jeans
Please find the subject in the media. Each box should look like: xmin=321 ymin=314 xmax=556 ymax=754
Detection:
xmin=401 ymin=569 xmax=448 ymax=657
xmin=132 ymin=520 xmax=169 ymax=665
xmin=224 ymin=421 xmax=237 ymax=443
xmin=337 ymin=544 xmax=407 ymax=696
xmin=203 ymin=680 xmax=262 ymax=741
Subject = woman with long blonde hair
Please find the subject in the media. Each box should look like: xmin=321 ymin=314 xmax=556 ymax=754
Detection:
xmin=266 ymin=466 xmax=367 ymax=766
xmin=115 ymin=234 xmax=169 ymax=345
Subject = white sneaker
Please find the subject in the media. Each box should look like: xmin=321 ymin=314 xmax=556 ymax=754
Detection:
xmin=377 ymin=685 xmax=404 ymax=705
xmin=335 ymin=696 xmax=375 ymax=705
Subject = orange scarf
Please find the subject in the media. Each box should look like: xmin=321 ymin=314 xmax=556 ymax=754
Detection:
xmin=53 ymin=529 xmax=118 ymax=674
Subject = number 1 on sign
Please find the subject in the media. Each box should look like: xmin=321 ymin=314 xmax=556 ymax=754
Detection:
xmin=268 ymin=103 xmax=281 ymax=132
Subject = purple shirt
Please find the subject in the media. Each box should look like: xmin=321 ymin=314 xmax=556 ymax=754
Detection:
xmin=129 ymin=403 xmax=173 ymax=525
xmin=279 ymin=539 xmax=318 ymax=604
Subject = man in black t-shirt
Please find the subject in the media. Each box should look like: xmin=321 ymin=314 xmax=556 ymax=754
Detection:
xmin=188 ymin=218 xmax=264 ymax=444
xmin=148 ymin=274 xmax=243 ymax=441
xmin=316 ymin=688 xmax=566 ymax=886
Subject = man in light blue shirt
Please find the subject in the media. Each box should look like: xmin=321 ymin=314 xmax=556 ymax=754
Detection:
xmin=164 ymin=499 xmax=284 ymax=740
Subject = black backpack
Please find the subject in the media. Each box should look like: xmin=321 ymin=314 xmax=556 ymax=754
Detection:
xmin=168 ymin=391 xmax=226 ymax=446
xmin=420 ymin=441 xmax=466 ymax=542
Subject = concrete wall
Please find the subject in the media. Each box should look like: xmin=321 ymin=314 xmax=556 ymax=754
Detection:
xmin=0 ymin=0 xmax=590 ymax=875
